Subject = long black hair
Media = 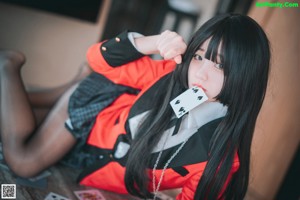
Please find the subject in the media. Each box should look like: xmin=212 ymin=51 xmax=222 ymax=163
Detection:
xmin=125 ymin=13 xmax=270 ymax=200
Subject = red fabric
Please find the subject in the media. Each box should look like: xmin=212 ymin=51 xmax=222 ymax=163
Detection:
xmin=79 ymin=42 xmax=240 ymax=200
xmin=81 ymin=42 xmax=176 ymax=191
xmin=86 ymin=42 xmax=175 ymax=90
xmin=85 ymin=42 xmax=175 ymax=149
xmin=175 ymin=156 xmax=240 ymax=200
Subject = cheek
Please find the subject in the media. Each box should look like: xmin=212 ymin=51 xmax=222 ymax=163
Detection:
xmin=187 ymin=64 xmax=197 ymax=87
xmin=203 ymin=69 xmax=224 ymax=101
xmin=212 ymin=73 xmax=224 ymax=94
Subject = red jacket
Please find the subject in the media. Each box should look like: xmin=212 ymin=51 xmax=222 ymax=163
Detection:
xmin=77 ymin=31 xmax=239 ymax=200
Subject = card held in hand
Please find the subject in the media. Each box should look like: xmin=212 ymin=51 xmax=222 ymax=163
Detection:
xmin=170 ymin=86 xmax=208 ymax=118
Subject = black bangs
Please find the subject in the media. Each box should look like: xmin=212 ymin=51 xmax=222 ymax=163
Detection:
xmin=205 ymin=28 xmax=224 ymax=64
xmin=175 ymin=14 xmax=232 ymax=88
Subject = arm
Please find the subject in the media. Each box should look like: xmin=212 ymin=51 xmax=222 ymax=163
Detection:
xmin=87 ymin=30 xmax=186 ymax=89
xmin=134 ymin=30 xmax=187 ymax=64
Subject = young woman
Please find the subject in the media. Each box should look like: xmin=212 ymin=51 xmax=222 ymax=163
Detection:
xmin=0 ymin=13 xmax=270 ymax=200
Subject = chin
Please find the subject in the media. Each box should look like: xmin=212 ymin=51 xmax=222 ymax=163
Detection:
xmin=205 ymin=95 xmax=214 ymax=102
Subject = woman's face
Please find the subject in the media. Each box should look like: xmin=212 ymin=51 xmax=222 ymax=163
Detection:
xmin=188 ymin=39 xmax=224 ymax=102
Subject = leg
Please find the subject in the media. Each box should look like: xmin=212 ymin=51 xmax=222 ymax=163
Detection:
xmin=0 ymin=51 xmax=77 ymax=178
xmin=27 ymin=61 xmax=92 ymax=108
xmin=27 ymin=62 xmax=92 ymax=124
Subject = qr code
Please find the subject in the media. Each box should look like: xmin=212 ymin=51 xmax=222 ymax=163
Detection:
xmin=1 ymin=184 xmax=16 ymax=199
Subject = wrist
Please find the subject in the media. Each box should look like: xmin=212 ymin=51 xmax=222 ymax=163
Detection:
xmin=134 ymin=35 xmax=160 ymax=55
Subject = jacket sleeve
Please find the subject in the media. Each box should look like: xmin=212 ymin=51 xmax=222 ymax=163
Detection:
xmin=86 ymin=31 xmax=176 ymax=90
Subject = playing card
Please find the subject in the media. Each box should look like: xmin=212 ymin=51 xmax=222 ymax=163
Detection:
xmin=170 ymin=86 xmax=208 ymax=118
xmin=44 ymin=192 xmax=69 ymax=200
xmin=74 ymin=189 xmax=106 ymax=200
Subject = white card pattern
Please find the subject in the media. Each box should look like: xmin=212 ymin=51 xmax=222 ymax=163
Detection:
xmin=74 ymin=189 xmax=106 ymax=200
xmin=44 ymin=192 xmax=69 ymax=200
xmin=170 ymin=86 xmax=208 ymax=118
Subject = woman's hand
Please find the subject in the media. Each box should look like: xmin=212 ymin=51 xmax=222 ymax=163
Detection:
xmin=134 ymin=30 xmax=187 ymax=64
xmin=156 ymin=30 xmax=187 ymax=64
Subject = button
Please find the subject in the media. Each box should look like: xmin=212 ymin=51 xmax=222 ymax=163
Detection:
xmin=99 ymin=155 xmax=104 ymax=159
xmin=115 ymin=37 xmax=120 ymax=42
xmin=101 ymin=46 xmax=107 ymax=51
xmin=109 ymin=154 xmax=113 ymax=159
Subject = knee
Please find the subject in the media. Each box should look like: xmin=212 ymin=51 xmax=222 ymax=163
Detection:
xmin=0 ymin=50 xmax=26 ymax=72
xmin=3 ymin=152 xmax=42 ymax=178
xmin=9 ymin=163 xmax=41 ymax=178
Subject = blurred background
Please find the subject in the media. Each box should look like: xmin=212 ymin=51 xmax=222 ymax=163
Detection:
xmin=0 ymin=0 xmax=299 ymax=199
xmin=0 ymin=0 xmax=255 ymax=88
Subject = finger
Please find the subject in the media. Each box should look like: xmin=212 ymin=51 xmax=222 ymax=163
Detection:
xmin=162 ymin=44 xmax=186 ymax=60
xmin=156 ymin=30 xmax=178 ymax=50
xmin=174 ymin=55 xmax=182 ymax=64
xmin=163 ymin=49 xmax=179 ymax=60
xmin=160 ymin=39 xmax=187 ymax=57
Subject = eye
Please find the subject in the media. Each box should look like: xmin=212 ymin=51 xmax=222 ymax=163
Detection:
xmin=215 ymin=63 xmax=223 ymax=69
xmin=193 ymin=54 xmax=203 ymax=61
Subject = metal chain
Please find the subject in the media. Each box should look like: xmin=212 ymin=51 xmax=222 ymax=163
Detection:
xmin=152 ymin=138 xmax=189 ymax=200
xmin=152 ymin=135 xmax=169 ymax=194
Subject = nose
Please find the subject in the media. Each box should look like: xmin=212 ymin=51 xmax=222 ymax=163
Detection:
xmin=195 ymin=59 xmax=211 ymax=80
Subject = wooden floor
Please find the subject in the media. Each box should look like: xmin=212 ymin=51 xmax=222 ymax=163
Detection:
xmin=0 ymin=162 xmax=143 ymax=200
xmin=0 ymin=141 xmax=178 ymax=200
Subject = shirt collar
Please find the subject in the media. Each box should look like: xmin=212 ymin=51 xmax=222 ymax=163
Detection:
xmin=186 ymin=101 xmax=228 ymax=129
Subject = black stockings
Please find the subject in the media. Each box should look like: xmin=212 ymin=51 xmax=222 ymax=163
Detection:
xmin=0 ymin=51 xmax=90 ymax=177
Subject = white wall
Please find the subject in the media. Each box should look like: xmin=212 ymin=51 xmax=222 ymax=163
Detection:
xmin=0 ymin=1 xmax=110 ymax=88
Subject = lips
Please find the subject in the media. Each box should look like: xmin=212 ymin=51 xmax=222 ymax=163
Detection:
xmin=192 ymin=83 xmax=207 ymax=92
